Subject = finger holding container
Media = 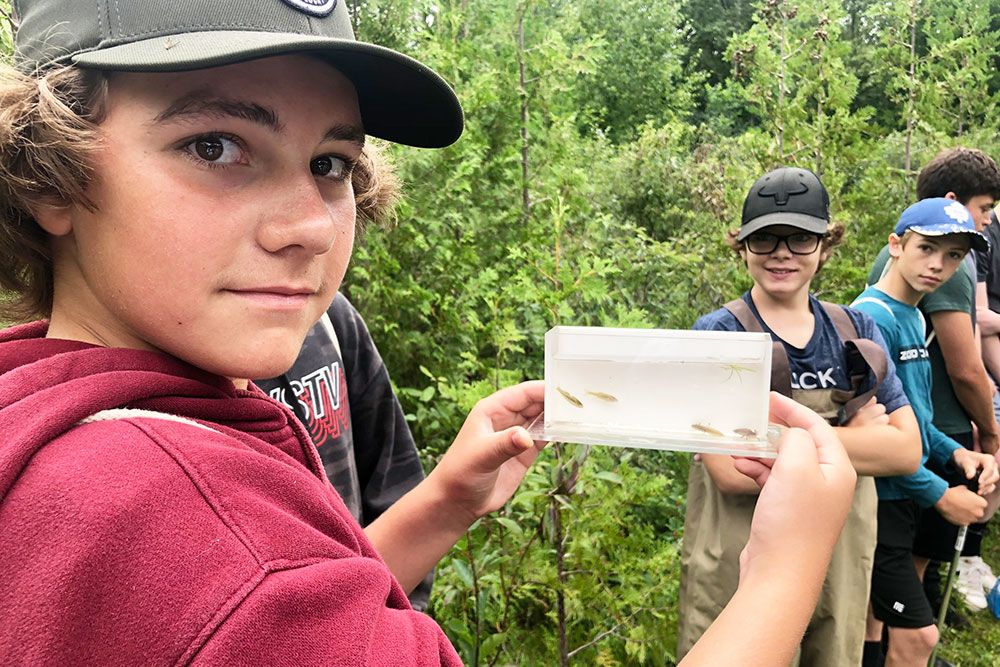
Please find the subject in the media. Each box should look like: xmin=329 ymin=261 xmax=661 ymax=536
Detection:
xmin=683 ymin=393 xmax=856 ymax=666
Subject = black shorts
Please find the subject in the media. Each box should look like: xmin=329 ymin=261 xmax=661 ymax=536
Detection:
xmin=912 ymin=432 xmax=984 ymax=561
xmin=871 ymin=499 xmax=936 ymax=628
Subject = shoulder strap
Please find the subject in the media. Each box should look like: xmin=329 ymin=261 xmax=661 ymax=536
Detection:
xmin=850 ymin=296 xmax=896 ymax=321
xmin=319 ymin=311 xmax=343 ymax=358
xmin=824 ymin=301 xmax=890 ymax=423
xmin=821 ymin=300 xmax=858 ymax=341
xmin=723 ymin=298 xmax=792 ymax=397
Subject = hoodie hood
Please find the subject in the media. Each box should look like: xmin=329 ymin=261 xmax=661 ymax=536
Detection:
xmin=0 ymin=321 xmax=326 ymax=498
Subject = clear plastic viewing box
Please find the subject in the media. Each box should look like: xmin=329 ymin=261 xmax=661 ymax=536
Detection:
xmin=526 ymin=326 xmax=778 ymax=457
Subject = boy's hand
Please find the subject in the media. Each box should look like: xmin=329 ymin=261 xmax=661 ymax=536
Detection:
xmin=935 ymin=485 xmax=988 ymax=525
xmin=952 ymin=447 xmax=1000 ymax=496
xmin=844 ymin=397 xmax=888 ymax=428
xmin=424 ymin=381 xmax=545 ymax=524
xmin=733 ymin=393 xmax=856 ymax=584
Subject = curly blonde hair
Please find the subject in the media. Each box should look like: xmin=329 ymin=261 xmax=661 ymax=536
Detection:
xmin=0 ymin=64 xmax=399 ymax=322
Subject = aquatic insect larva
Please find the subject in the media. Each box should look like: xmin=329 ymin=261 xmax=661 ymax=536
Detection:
xmin=733 ymin=427 xmax=758 ymax=440
xmin=720 ymin=363 xmax=755 ymax=383
xmin=556 ymin=386 xmax=583 ymax=408
xmin=692 ymin=423 xmax=724 ymax=437
xmin=586 ymin=390 xmax=618 ymax=403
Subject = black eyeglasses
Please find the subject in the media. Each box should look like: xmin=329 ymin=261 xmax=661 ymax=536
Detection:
xmin=744 ymin=232 xmax=824 ymax=255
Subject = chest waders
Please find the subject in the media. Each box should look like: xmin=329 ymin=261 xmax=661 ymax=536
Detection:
xmin=677 ymin=300 xmax=888 ymax=666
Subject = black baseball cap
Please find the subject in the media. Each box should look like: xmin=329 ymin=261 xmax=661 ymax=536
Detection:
xmin=12 ymin=0 xmax=463 ymax=148
xmin=738 ymin=167 xmax=830 ymax=241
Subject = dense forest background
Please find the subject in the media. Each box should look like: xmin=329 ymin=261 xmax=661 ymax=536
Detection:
xmin=4 ymin=0 xmax=1000 ymax=663
xmin=340 ymin=1 xmax=1000 ymax=663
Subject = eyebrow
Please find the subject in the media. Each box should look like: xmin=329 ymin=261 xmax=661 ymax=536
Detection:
xmin=151 ymin=90 xmax=365 ymax=147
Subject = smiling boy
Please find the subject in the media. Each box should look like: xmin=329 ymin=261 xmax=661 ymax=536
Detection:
xmin=678 ymin=167 xmax=921 ymax=667
xmin=853 ymin=198 xmax=1000 ymax=667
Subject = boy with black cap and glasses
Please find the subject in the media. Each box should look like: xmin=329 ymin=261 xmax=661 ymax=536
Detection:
xmin=679 ymin=167 xmax=922 ymax=666
xmin=0 ymin=1 xmax=864 ymax=664
xmin=853 ymin=198 xmax=1000 ymax=667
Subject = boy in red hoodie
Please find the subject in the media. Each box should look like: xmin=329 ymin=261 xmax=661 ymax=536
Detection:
xmin=0 ymin=1 xmax=858 ymax=664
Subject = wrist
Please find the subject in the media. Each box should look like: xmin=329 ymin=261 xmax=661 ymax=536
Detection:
xmin=422 ymin=469 xmax=481 ymax=533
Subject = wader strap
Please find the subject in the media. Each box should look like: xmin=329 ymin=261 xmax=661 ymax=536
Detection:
xmin=723 ymin=299 xmax=792 ymax=397
xmin=820 ymin=301 xmax=889 ymax=423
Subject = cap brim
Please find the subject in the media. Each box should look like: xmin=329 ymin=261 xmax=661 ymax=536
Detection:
xmin=906 ymin=226 xmax=990 ymax=253
xmin=72 ymin=31 xmax=463 ymax=149
xmin=736 ymin=212 xmax=828 ymax=241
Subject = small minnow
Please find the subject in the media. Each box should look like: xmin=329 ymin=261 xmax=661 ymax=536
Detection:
xmin=586 ymin=390 xmax=618 ymax=403
xmin=733 ymin=428 xmax=758 ymax=440
xmin=556 ymin=386 xmax=583 ymax=408
xmin=692 ymin=423 xmax=724 ymax=437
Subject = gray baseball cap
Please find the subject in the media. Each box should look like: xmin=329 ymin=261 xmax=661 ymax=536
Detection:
xmin=13 ymin=0 xmax=463 ymax=148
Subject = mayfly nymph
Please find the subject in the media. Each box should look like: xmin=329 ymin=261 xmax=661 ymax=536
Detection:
xmin=556 ymin=386 xmax=584 ymax=408
xmin=692 ymin=423 xmax=724 ymax=437
xmin=733 ymin=427 xmax=758 ymax=440
xmin=720 ymin=363 xmax=755 ymax=383
xmin=586 ymin=390 xmax=618 ymax=403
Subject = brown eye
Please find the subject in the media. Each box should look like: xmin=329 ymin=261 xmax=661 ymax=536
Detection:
xmin=311 ymin=155 xmax=348 ymax=180
xmin=195 ymin=138 xmax=224 ymax=161
xmin=184 ymin=135 xmax=245 ymax=165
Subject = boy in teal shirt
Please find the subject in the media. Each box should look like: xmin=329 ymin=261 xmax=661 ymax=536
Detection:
xmin=853 ymin=198 xmax=1000 ymax=667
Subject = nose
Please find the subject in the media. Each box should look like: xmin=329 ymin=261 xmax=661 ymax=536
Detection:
xmin=928 ymin=251 xmax=945 ymax=271
xmin=770 ymin=238 xmax=794 ymax=257
xmin=257 ymin=174 xmax=352 ymax=256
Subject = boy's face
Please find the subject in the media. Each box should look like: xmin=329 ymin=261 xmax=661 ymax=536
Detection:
xmin=739 ymin=225 xmax=828 ymax=300
xmin=42 ymin=55 xmax=364 ymax=384
xmin=963 ymin=194 xmax=996 ymax=232
xmin=889 ymin=232 xmax=971 ymax=295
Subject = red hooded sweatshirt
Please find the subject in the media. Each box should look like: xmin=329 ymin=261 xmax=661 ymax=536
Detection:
xmin=0 ymin=322 xmax=462 ymax=666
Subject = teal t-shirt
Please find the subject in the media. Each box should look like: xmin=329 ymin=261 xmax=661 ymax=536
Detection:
xmin=852 ymin=286 xmax=960 ymax=506
xmin=868 ymin=245 xmax=976 ymax=435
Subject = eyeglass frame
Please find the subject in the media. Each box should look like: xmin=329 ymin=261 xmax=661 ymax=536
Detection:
xmin=743 ymin=231 xmax=826 ymax=256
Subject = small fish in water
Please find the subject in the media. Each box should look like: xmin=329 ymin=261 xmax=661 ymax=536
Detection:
xmin=586 ymin=390 xmax=618 ymax=403
xmin=733 ymin=427 xmax=758 ymax=440
xmin=692 ymin=423 xmax=724 ymax=437
xmin=556 ymin=386 xmax=583 ymax=408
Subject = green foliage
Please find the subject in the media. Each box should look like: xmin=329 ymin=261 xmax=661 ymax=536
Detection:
xmin=340 ymin=0 xmax=1000 ymax=662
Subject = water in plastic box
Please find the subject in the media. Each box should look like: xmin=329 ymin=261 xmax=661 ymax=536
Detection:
xmin=543 ymin=327 xmax=771 ymax=451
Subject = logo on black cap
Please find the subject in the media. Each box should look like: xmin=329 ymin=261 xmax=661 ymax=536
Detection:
xmin=757 ymin=171 xmax=809 ymax=206
xmin=280 ymin=0 xmax=337 ymax=17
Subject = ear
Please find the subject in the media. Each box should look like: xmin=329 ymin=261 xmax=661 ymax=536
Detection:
xmin=944 ymin=191 xmax=959 ymax=201
xmin=30 ymin=201 xmax=74 ymax=237
xmin=887 ymin=233 xmax=903 ymax=258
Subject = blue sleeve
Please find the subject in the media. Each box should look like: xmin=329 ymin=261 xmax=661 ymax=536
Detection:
xmin=926 ymin=423 xmax=961 ymax=469
xmin=890 ymin=461 xmax=950 ymax=507
xmin=849 ymin=309 xmax=910 ymax=414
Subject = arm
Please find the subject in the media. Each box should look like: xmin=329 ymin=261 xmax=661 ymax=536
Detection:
xmin=365 ymin=381 xmax=545 ymax=593
xmin=977 ymin=281 xmax=1000 ymax=381
xmin=977 ymin=281 xmax=1000 ymax=336
xmin=681 ymin=394 xmax=855 ymax=667
xmin=930 ymin=309 xmax=1000 ymax=454
xmin=700 ymin=453 xmax=762 ymax=494
xmin=833 ymin=404 xmax=921 ymax=476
